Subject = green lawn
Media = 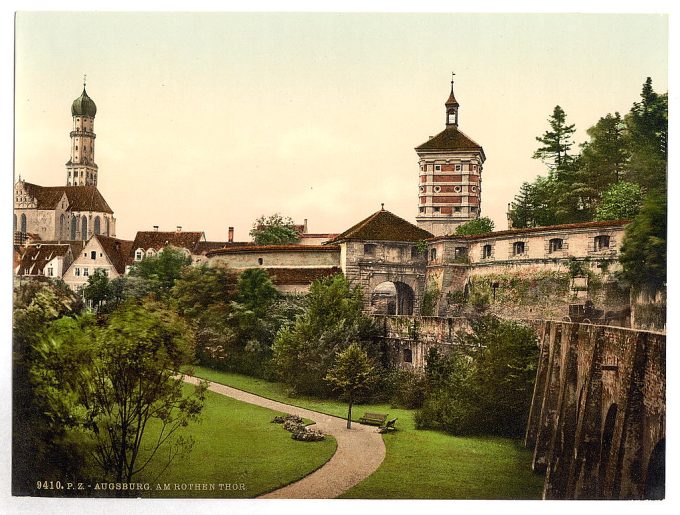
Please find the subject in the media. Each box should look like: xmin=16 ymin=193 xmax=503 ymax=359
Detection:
xmin=189 ymin=365 xmax=545 ymax=499
xmin=79 ymin=385 xmax=336 ymax=498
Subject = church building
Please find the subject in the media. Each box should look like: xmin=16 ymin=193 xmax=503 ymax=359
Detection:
xmin=415 ymin=77 xmax=486 ymax=237
xmin=13 ymin=82 xmax=116 ymax=244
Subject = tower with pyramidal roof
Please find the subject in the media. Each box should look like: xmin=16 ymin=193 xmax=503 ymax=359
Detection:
xmin=415 ymin=76 xmax=486 ymax=237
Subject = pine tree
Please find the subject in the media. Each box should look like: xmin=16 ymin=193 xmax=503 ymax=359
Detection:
xmin=532 ymin=105 xmax=576 ymax=170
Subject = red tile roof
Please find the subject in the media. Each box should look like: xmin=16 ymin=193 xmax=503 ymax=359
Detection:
xmin=130 ymin=231 xmax=205 ymax=255
xmin=415 ymin=126 xmax=484 ymax=154
xmin=431 ymin=219 xmax=630 ymax=242
xmin=206 ymin=244 xmax=340 ymax=257
xmin=22 ymin=182 xmax=113 ymax=213
xmin=17 ymin=244 xmax=72 ymax=276
xmin=194 ymin=241 xmax=250 ymax=254
xmin=95 ymin=235 xmax=134 ymax=274
xmin=264 ymin=267 xmax=342 ymax=285
xmin=329 ymin=209 xmax=433 ymax=243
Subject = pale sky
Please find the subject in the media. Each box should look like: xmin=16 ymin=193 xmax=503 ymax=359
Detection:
xmin=14 ymin=12 xmax=668 ymax=242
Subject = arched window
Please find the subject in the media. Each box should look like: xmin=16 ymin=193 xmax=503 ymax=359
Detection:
xmin=13 ymin=214 xmax=17 ymax=233
xmin=549 ymin=238 xmax=564 ymax=253
xmin=60 ymin=214 xmax=65 ymax=239
xmin=430 ymin=248 xmax=437 ymax=261
xmin=94 ymin=216 xmax=101 ymax=235
xmin=146 ymin=249 xmax=156 ymax=258
xmin=20 ymin=213 xmax=27 ymax=233
xmin=81 ymin=217 xmax=88 ymax=241
xmin=71 ymin=216 xmax=78 ymax=240
xmin=135 ymin=249 xmax=144 ymax=261
xmin=105 ymin=218 xmax=110 ymax=236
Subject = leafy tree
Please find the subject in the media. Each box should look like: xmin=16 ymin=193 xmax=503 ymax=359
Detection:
xmin=234 ymin=268 xmax=281 ymax=317
xmin=272 ymin=274 xmax=378 ymax=396
xmin=83 ymin=269 xmax=111 ymax=311
xmin=325 ymin=343 xmax=377 ymax=428
xmin=455 ymin=217 xmax=495 ymax=235
xmin=128 ymin=246 xmax=192 ymax=298
xmin=416 ymin=316 xmax=538 ymax=436
xmin=619 ymin=193 xmax=666 ymax=289
xmin=249 ymin=213 xmax=301 ymax=245
xmin=532 ymin=105 xmax=576 ymax=169
xmin=32 ymin=301 xmax=207 ymax=484
xmin=12 ymin=281 xmax=86 ymax=494
xmin=172 ymin=264 xmax=239 ymax=319
xmin=594 ymin=181 xmax=643 ymax=221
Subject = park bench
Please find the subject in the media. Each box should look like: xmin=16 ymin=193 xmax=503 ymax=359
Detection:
xmin=359 ymin=412 xmax=388 ymax=426
xmin=379 ymin=417 xmax=398 ymax=433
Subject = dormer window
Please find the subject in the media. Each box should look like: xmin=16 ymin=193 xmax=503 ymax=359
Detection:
xmin=135 ymin=249 xmax=144 ymax=261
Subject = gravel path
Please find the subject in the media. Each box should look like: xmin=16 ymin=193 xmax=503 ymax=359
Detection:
xmin=183 ymin=375 xmax=386 ymax=499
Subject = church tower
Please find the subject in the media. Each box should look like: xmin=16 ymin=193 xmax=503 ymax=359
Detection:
xmin=66 ymin=79 xmax=98 ymax=186
xmin=415 ymin=76 xmax=486 ymax=237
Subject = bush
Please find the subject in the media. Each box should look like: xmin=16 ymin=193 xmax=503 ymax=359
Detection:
xmin=386 ymin=368 xmax=429 ymax=409
xmin=416 ymin=316 xmax=539 ymax=436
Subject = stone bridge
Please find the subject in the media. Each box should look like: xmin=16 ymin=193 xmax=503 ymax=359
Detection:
xmin=372 ymin=315 xmax=666 ymax=500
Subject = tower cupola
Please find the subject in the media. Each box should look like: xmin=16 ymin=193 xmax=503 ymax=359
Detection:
xmin=71 ymin=86 xmax=97 ymax=117
xmin=445 ymin=73 xmax=459 ymax=127
xmin=66 ymin=77 xmax=99 ymax=186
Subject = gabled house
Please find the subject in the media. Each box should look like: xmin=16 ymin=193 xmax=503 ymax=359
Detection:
xmin=63 ymin=234 xmax=133 ymax=290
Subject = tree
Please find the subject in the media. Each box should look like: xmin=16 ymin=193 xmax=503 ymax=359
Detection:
xmin=83 ymin=269 xmax=112 ymax=311
xmin=594 ymin=181 xmax=643 ymax=221
xmin=128 ymin=246 xmax=192 ymax=298
xmin=31 ymin=301 xmax=207 ymax=484
xmin=619 ymin=193 xmax=666 ymax=289
xmin=416 ymin=316 xmax=538 ymax=436
xmin=172 ymin=264 xmax=239 ymax=319
xmin=625 ymin=78 xmax=668 ymax=191
xmin=532 ymin=105 xmax=576 ymax=169
xmin=325 ymin=343 xmax=377 ymax=429
xmin=272 ymin=274 xmax=378 ymax=396
xmin=580 ymin=112 xmax=629 ymax=187
xmin=250 ymin=213 xmax=300 ymax=245
xmin=454 ymin=217 xmax=494 ymax=235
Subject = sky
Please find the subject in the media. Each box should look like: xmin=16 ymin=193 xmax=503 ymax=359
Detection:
xmin=13 ymin=12 xmax=668 ymax=242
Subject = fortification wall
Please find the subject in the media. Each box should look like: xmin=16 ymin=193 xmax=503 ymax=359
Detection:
xmin=524 ymin=320 xmax=665 ymax=499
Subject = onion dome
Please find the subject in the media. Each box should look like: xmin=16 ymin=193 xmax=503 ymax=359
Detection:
xmin=71 ymin=87 xmax=97 ymax=117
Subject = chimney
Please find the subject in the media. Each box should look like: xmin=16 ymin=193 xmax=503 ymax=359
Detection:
xmin=228 ymin=227 xmax=234 ymax=243
xmin=153 ymin=225 xmax=159 ymax=232
xmin=176 ymin=226 xmax=182 ymax=232
xmin=303 ymin=219 xmax=308 ymax=234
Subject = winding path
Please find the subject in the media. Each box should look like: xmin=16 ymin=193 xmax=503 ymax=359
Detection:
xmin=183 ymin=375 xmax=386 ymax=499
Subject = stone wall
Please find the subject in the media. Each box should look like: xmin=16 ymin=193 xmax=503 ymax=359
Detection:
xmin=524 ymin=320 xmax=665 ymax=499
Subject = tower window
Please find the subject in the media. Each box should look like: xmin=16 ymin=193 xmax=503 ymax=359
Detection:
xmin=403 ymin=348 xmax=413 ymax=363
xmin=435 ymin=165 xmax=441 ymax=171
xmin=419 ymin=207 xmax=425 ymax=213
xmin=455 ymin=165 xmax=461 ymax=171
xmin=430 ymin=248 xmax=437 ymax=261
xmin=454 ymin=207 xmax=461 ymax=212
xmin=433 ymin=207 xmax=440 ymax=213
xmin=470 ymin=207 xmax=477 ymax=212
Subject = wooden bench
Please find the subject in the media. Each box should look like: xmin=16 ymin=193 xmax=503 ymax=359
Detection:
xmin=359 ymin=412 xmax=388 ymax=426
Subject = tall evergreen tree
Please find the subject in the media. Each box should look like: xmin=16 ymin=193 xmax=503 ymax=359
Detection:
xmin=532 ymin=105 xmax=576 ymax=170
xmin=580 ymin=112 xmax=629 ymax=188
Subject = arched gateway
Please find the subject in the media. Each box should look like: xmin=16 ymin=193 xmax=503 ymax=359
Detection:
xmin=326 ymin=207 xmax=432 ymax=315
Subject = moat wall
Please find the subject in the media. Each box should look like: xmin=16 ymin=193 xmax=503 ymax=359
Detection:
xmin=376 ymin=315 xmax=666 ymax=500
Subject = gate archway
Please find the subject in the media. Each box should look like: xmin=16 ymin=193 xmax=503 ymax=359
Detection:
xmin=370 ymin=281 xmax=415 ymax=315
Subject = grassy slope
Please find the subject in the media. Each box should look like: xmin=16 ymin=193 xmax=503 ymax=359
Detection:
xmin=104 ymin=385 xmax=336 ymax=498
xmin=189 ymin=366 xmax=545 ymax=499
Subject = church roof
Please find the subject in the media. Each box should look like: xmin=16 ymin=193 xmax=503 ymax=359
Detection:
xmin=415 ymin=125 xmax=484 ymax=153
xmin=130 ymin=231 xmax=205 ymax=254
xmin=329 ymin=208 xmax=433 ymax=243
xmin=22 ymin=182 xmax=114 ymax=214
xmin=71 ymin=87 xmax=97 ymax=117
xmin=95 ymin=235 xmax=134 ymax=274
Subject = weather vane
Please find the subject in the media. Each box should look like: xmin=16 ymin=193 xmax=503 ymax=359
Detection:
xmin=83 ymin=74 xmax=87 ymax=88
xmin=451 ymin=71 xmax=456 ymax=85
